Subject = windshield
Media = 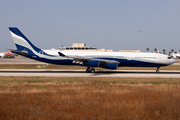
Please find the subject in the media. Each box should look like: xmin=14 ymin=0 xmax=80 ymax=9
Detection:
xmin=167 ymin=57 xmax=172 ymax=59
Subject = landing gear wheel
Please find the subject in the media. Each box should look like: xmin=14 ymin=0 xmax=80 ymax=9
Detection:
xmin=91 ymin=69 xmax=95 ymax=73
xmin=156 ymin=67 xmax=160 ymax=73
xmin=86 ymin=67 xmax=95 ymax=73
xmin=156 ymin=70 xmax=159 ymax=73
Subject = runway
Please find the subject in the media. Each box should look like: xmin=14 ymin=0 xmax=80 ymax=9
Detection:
xmin=0 ymin=69 xmax=180 ymax=78
xmin=0 ymin=58 xmax=180 ymax=78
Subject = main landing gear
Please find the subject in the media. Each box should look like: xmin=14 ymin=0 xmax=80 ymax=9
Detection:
xmin=156 ymin=67 xmax=160 ymax=73
xmin=86 ymin=67 xmax=95 ymax=73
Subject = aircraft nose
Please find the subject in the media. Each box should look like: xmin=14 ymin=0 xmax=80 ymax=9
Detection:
xmin=171 ymin=59 xmax=176 ymax=64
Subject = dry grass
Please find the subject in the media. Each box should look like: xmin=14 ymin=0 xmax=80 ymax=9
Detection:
xmin=0 ymin=64 xmax=180 ymax=70
xmin=0 ymin=77 xmax=180 ymax=119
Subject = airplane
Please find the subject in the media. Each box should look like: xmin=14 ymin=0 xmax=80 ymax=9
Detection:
xmin=0 ymin=53 xmax=5 ymax=58
xmin=8 ymin=27 xmax=175 ymax=73
xmin=172 ymin=53 xmax=180 ymax=59
xmin=0 ymin=50 xmax=12 ymax=58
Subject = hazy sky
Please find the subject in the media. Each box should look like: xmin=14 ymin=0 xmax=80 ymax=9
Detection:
xmin=0 ymin=0 xmax=180 ymax=53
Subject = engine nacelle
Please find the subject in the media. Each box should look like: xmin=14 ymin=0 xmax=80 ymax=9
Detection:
xmin=101 ymin=63 xmax=117 ymax=69
xmin=83 ymin=61 xmax=99 ymax=67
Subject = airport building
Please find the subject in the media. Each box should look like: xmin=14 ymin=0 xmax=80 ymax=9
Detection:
xmin=59 ymin=43 xmax=113 ymax=52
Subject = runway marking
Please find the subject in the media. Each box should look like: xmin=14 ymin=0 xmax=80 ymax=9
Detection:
xmin=0 ymin=69 xmax=180 ymax=78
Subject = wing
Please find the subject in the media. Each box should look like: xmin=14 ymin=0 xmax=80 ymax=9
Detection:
xmin=58 ymin=52 xmax=120 ymax=64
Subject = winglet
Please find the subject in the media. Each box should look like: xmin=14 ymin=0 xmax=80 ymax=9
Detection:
xmin=58 ymin=52 xmax=66 ymax=57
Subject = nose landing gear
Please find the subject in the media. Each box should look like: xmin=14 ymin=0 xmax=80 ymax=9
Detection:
xmin=86 ymin=67 xmax=95 ymax=73
xmin=156 ymin=67 xmax=160 ymax=73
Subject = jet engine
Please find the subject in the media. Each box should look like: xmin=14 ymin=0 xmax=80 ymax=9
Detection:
xmin=101 ymin=63 xmax=117 ymax=69
xmin=83 ymin=61 xmax=99 ymax=67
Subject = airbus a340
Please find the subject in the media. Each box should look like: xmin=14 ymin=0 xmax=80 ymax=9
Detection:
xmin=9 ymin=27 xmax=175 ymax=73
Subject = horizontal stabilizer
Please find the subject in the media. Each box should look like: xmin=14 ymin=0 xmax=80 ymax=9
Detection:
xmin=8 ymin=49 xmax=28 ymax=56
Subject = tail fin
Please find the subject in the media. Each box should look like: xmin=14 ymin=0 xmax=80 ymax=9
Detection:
xmin=9 ymin=27 xmax=41 ymax=53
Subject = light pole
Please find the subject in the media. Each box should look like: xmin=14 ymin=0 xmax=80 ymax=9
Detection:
xmin=139 ymin=31 xmax=142 ymax=52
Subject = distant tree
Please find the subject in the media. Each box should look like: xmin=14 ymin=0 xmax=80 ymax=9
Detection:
xmin=171 ymin=49 xmax=174 ymax=53
xmin=162 ymin=49 xmax=166 ymax=54
xmin=169 ymin=52 xmax=171 ymax=56
xmin=146 ymin=48 xmax=149 ymax=52
xmin=175 ymin=51 xmax=177 ymax=54
xmin=154 ymin=48 xmax=157 ymax=53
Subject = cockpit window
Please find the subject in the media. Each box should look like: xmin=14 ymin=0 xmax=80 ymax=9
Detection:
xmin=167 ymin=57 xmax=172 ymax=59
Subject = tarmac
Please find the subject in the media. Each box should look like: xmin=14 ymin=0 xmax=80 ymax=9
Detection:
xmin=0 ymin=58 xmax=180 ymax=78
xmin=0 ymin=58 xmax=46 ymax=64
xmin=0 ymin=69 xmax=180 ymax=78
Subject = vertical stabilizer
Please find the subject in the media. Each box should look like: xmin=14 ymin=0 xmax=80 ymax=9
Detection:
xmin=9 ymin=27 xmax=41 ymax=53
